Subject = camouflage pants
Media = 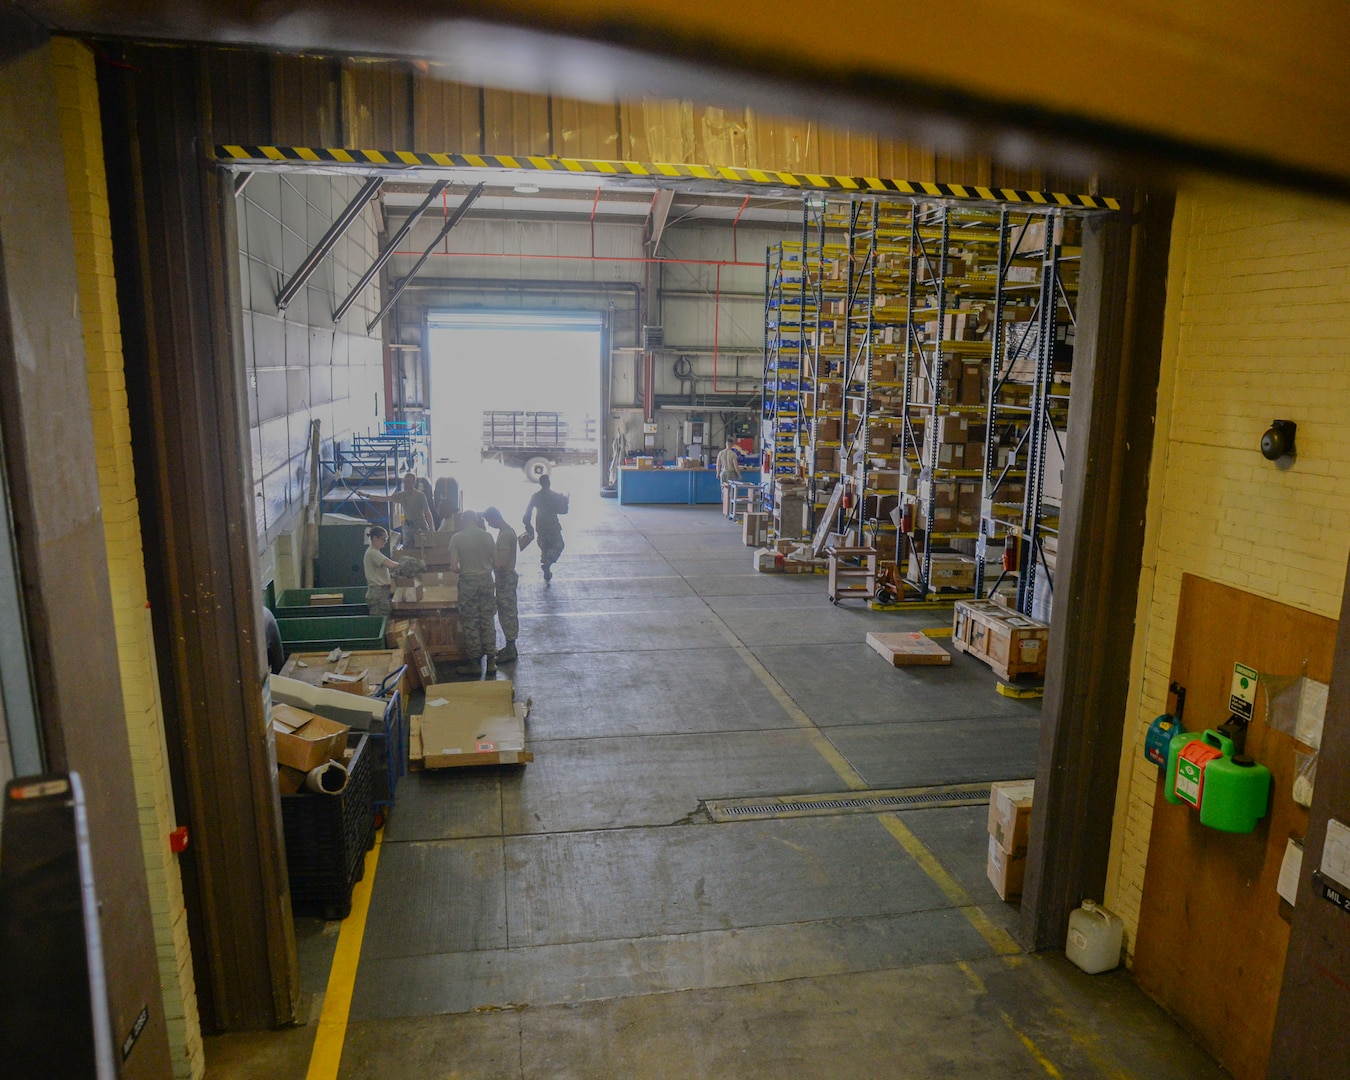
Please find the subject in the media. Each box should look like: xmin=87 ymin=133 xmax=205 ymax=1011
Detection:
xmin=457 ymin=573 xmax=497 ymax=659
xmin=538 ymin=526 xmax=565 ymax=570
xmin=494 ymin=568 xmax=519 ymax=642
xmin=365 ymin=584 xmax=392 ymax=618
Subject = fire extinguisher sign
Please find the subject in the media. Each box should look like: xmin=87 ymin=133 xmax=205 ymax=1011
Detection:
xmin=1230 ymin=662 xmax=1258 ymax=722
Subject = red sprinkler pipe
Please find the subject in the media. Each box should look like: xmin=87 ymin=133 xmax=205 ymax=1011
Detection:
xmin=731 ymin=194 xmax=750 ymax=263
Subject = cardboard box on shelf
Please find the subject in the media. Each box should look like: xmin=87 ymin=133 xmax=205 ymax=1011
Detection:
xmin=1043 ymin=436 xmax=1066 ymax=505
xmin=936 ymin=415 xmax=969 ymax=444
xmin=957 ymin=480 xmax=982 ymax=511
xmin=988 ymin=834 xmax=1028 ymax=900
xmin=906 ymin=550 xmax=976 ymax=589
xmin=988 ymin=779 xmax=1035 ymax=853
xmin=635 ymin=456 xmax=655 ymax=470
xmin=959 ymin=362 xmax=986 ymax=406
xmin=271 ymin=704 xmax=349 ymax=774
xmin=815 ymin=417 xmax=841 ymax=442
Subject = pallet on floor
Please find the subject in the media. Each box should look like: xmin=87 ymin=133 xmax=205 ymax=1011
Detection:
xmin=866 ymin=631 xmax=952 ymax=666
xmin=408 ymin=680 xmax=533 ymax=771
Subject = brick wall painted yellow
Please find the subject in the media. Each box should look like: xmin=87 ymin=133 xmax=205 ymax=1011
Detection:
xmin=52 ymin=39 xmax=204 ymax=1080
xmin=1105 ymin=178 xmax=1350 ymax=959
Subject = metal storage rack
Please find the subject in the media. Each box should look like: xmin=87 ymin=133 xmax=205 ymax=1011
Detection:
xmin=762 ymin=194 xmax=1088 ymax=607
xmin=975 ymin=209 xmax=1079 ymax=619
xmin=762 ymin=233 xmax=811 ymax=521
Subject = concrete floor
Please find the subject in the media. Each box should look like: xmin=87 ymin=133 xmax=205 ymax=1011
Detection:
xmin=206 ymin=492 xmax=1228 ymax=1079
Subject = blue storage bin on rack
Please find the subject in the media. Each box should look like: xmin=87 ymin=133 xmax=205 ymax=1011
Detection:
xmin=268 ymin=671 xmax=407 ymax=814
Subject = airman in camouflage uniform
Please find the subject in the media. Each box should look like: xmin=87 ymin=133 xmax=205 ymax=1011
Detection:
xmin=483 ymin=507 xmax=519 ymax=664
xmin=522 ymin=474 xmax=569 ymax=584
xmin=449 ymin=511 xmax=499 ymax=672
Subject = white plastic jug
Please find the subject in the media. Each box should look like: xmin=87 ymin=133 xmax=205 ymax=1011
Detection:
xmin=1066 ymin=900 xmax=1123 ymax=974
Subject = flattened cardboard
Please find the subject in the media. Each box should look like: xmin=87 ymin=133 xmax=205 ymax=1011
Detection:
xmin=866 ymin=632 xmax=952 ymax=666
xmin=418 ymin=681 xmax=530 ymax=768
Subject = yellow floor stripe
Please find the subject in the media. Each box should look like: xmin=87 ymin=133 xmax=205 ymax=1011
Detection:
xmin=1002 ymin=1012 xmax=1065 ymax=1078
xmin=712 ymin=620 xmax=867 ymax=791
xmin=958 ymin=961 xmax=1064 ymax=1079
xmin=877 ymin=812 xmax=1021 ymax=956
xmin=305 ymin=829 xmax=384 ymax=1080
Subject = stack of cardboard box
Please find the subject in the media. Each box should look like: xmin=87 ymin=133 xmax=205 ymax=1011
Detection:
xmin=987 ymin=779 xmax=1035 ymax=900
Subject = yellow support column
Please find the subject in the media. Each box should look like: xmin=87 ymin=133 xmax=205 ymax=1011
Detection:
xmin=51 ymin=37 xmax=204 ymax=1080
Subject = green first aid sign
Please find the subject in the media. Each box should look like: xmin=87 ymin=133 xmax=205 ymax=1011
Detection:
xmin=1176 ymin=756 xmax=1204 ymax=807
xmin=1229 ymin=662 xmax=1257 ymax=721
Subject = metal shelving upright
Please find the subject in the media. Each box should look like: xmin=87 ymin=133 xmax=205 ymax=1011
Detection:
xmin=974 ymin=209 xmax=1079 ymax=620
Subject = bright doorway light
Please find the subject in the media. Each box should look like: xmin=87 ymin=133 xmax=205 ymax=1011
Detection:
xmin=426 ymin=311 xmax=603 ymax=519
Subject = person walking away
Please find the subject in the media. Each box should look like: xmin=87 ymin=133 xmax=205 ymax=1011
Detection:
xmin=363 ymin=525 xmax=400 ymax=617
xmin=449 ymin=510 xmax=500 ymax=675
xmin=483 ymin=507 xmax=519 ymax=663
xmin=369 ymin=472 xmax=435 ymax=546
xmin=717 ymin=437 xmax=742 ymax=517
xmin=522 ymin=474 xmax=568 ymax=583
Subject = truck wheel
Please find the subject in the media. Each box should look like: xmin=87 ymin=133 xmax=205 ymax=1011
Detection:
xmin=523 ymin=456 xmax=551 ymax=482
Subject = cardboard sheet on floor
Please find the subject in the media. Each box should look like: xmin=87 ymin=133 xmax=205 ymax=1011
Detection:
xmin=415 ymin=680 xmax=532 ymax=769
xmin=866 ymin=631 xmax=952 ymax=666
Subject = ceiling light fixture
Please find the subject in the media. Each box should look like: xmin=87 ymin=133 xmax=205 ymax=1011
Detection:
xmin=513 ymin=182 xmax=539 ymax=194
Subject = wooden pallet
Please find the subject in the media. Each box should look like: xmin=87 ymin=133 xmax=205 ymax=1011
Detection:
xmin=866 ymin=631 xmax=952 ymax=666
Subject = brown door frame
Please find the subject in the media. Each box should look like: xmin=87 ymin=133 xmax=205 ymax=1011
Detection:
xmin=97 ymin=45 xmax=299 ymax=1031
xmin=1269 ymin=548 xmax=1350 ymax=1076
xmin=85 ymin=24 xmax=1180 ymax=1022
xmin=1020 ymin=193 xmax=1176 ymax=949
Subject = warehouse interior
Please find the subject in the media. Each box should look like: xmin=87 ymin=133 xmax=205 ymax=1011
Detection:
xmin=3 ymin=4 xmax=1350 ymax=1080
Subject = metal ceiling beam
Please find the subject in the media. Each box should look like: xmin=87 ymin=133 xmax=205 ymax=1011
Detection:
xmin=367 ymin=181 xmax=485 ymax=334
xmin=334 ymin=178 xmax=447 ymax=323
xmin=274 ymin=175 xmax=383 ymax=311
xmin=645 ymin=188 xmax=675 ymax=256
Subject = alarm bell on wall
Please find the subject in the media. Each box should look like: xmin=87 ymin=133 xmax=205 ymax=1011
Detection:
xmin=1260 ymin=420 xmax=1296 ymax=462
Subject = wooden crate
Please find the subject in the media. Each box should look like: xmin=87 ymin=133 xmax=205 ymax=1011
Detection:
xmin=951 ymin=600 xmax=1048 ymax=680
xmin=417 ymin=613 xmax=468 ymax=661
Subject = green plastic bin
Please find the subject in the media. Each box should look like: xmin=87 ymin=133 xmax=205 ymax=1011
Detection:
xmin=277 ymin=616 xmax=388 ymax=655
xmin=272 ymin=587 xmax=369 ymax=619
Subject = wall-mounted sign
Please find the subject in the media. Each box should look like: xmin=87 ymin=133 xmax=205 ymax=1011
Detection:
xmin=1230 ymin=662 xmax=1258 ymax=721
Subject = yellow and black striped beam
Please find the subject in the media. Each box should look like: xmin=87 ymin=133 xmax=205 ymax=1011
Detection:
xmin=213 ymin=145 xmax=1120 ymax=211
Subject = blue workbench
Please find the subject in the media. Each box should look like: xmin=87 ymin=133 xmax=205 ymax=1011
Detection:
xmin=618 ymin=467 xmax=761 ymax=505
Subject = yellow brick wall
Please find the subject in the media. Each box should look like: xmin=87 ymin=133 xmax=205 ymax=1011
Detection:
xmin=1106 ymin=178 xmax=1350 ymax=956
xmin=51 ymin=39 xmax=204 ymax=1079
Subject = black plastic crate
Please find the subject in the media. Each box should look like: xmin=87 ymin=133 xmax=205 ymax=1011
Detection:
xmin=281 ymin=732 xmax=376 ymax=919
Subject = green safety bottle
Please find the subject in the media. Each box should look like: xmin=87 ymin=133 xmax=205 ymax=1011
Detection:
xmin=1200 ymin=744 xmax=1272 ymax=833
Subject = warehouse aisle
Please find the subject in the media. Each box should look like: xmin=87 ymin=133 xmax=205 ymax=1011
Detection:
xmin=208 ymin=493 xmax=1226 ymax=1079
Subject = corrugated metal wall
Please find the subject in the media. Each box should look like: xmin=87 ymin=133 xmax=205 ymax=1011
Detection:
xmin=203 ymin=51 xmax=1089 ymax=191
xmin=237 ymin=171 xmax=386 ymax=547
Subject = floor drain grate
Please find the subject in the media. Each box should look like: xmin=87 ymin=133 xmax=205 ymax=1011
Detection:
xmin=703 ymin=782 xmax=1010 ymax=823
